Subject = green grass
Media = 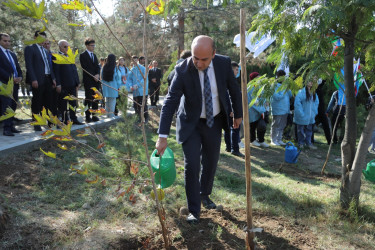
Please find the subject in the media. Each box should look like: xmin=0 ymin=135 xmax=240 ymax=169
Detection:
xmin=2 ymin=111 xmax=375 ymax=249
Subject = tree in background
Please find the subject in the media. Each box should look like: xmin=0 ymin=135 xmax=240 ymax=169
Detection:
xmin=251 ymin=0 xmax=375 ymax=209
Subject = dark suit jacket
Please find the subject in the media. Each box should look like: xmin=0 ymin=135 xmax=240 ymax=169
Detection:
xmin=0 ymin=48 xmax=22 ymax=84
xmin=55 ymin=54 xmax=80 ymax=89
xmin=79 ymin=50 xmax=100 ymax=86
xmin=24 ymin=44 xmax=55 ymax=84
xmin=158 ymin=54 xmax=242 ymax=143
xmin=148 ymin=67 xmax=162 ymax=87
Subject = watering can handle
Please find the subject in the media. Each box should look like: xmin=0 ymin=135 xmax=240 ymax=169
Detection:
xmin=286 ymin=141 xmax=294 ymax=147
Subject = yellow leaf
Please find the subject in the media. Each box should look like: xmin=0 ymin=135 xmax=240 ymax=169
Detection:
xmin=52 ymin=136 xmax=73 ymax=141
xmin=71 ymin=166 xmax=88 ymax=175
xmin=146 ymin=0 xmax=165 ymax=15
xmin=3 ymin=0 xmax=45 ymax=19
xmin=30 ymin=113 xmax=47 ymax=126
xmin=23 ymin=34 xmax=46 ymax=45
xmin=0 ymin=107 xmax=15 ymax=121
xmin=52 ymin=47 xmax=78 ymax=64
xmin=52 ymin=121 xmax=72 ymax=136
xmin=41 ymin=129 xmax=53 ymax=137
xmin=40 ymin=25 xmax=46 ymax=32
xmin=40 ymin=148 xmax=56 ymax=158
xmin=61 ymin=0 xmax=92 ymax=14
xmin=89 ymin=108 xmax=106 ymax=115
xmin=57 ymin=144 xmax=68 ymax=150
xmin=63 ymin=95 xmax=78 ymax=101
xmin=67 ymin=23 xmax=85 ymax=27
xmin=76 ymin=133 xmax=89 ymax=137
xmin=85 ymin=175 xmax=98 ymax=184
xmin=0 ymin=77 xmax=14 ymax=97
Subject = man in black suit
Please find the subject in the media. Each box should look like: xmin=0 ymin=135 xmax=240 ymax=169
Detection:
xmin=55 ymin=40 xmax=83 ymax=125
xmin=79 ymin=37 xmax=100 ymax=123
xmin=24 ymin=31 xmax=56 ymax=131
xmin=148 ymin=60 xmax=162 ymax=106
xmin=156 ymin=36 xmax=243 ymax=223
xmin=0 ymin=33 xmax=23 ymax=136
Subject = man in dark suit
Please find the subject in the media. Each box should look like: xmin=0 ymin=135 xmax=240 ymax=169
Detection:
xmin=24 ymin=31 xmax=57 ymax=131
xmin=148 ymin=60 xmax=163 ymax=106
xmin=0 ymin=33 xmax=23 ymax=136
xmin=55 ymin=40 xmax=83 ymax=125
xmin=79 ymin=37 xmax=100 ymax=123
xmin=156 ymin=36 xmax=243 ymax=223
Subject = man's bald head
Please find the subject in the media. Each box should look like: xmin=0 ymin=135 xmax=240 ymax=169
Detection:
xmin=191 ymin=35 xmax=216 ymax=71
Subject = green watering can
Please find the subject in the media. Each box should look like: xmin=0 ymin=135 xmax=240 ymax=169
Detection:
xmin=150 ymin=147 xmax=176 ymax=188
xmin=363 ymin=159 xmax=375 ymax=184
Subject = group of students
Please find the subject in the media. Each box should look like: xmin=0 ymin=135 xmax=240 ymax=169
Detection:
xmin=225 ymin=64 xmax=332 ymax=155
xmin=96 ymin=54 xmax=163 ymax=121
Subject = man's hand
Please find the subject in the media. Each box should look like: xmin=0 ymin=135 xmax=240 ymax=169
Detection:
xmin=94 ymin=74 xmax=100 ymax=82
xmin=14 ymin=77 xmax=22 ymax=84
xmin=56 ymin=85 xmax=62 ymax=93
xmin=152 ymin=78 xmax=157 ymax=83
xmin=31 ymin=80 xmax=38 ymax=89
xmin=156 ymin=137 xmax=168 ymax=156
xmin=52 ymin=80 xmax=57 ymax=88
xmin=233 ymin=117 xmax=242 ymax=129
xmin=229 ymin=112 xmax=234 ymax=118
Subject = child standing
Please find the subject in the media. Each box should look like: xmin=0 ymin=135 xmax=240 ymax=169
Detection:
xmin=270 ymin=70 xmax=292 ymax=146
xmin=294 ymin=81 xmax=319 ymax=149
xmin=101 ymin=54 xmax=122 ymax=118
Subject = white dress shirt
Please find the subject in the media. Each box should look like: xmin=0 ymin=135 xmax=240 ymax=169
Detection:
xmin=198 ymin=61 xmax=220 ymax=118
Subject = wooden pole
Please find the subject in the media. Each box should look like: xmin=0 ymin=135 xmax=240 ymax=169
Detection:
xmin=240 ymin=9 xmax=255 ymax=250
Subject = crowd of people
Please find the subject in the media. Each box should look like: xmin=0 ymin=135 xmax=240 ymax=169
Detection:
xmin=0 ymin=31 xmax=164 ymax=136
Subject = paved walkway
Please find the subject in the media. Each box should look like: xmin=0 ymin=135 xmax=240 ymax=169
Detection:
xmin=0 ymin=93 xmax=164 ymax=157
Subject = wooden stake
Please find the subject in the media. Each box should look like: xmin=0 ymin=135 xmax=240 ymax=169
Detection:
xmin=240 ymin=8 xmax=255 ymax=250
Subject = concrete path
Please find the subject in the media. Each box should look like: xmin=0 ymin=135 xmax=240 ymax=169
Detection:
xmin=0 ymin=92 xmax=164 ymax=157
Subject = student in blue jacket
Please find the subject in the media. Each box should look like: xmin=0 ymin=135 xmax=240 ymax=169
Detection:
xmin=270 ymin=70 xmax=292 ymax=146
xmin=126 ymin=55 xmax=149 ymax=122
xmin=101 ymin=54 xmax=122 ymax=118
xmin=248 ymin=72 xmax=269 ymax=148
xmin=294 ymin=80 xmax=319 ymax=149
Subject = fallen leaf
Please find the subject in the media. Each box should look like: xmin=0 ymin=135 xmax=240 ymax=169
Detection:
xmin=40 ymin=148 xmax=56 ymax=158
xmin=57 ymin=144 xmax=68 ymax=150
xmin=85 ymin=175 xmax=98 ymax=184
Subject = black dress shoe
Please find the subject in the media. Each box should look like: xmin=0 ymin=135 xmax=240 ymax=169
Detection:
xmin=85 ymin=117 xmax=92 ymax=123
xmin=225 ymin=148 xmax=231 ymax=152
xmin=92 ymin=116 xmax=99 ymax=122
xmin=3 ymin=130 xmax=15 ymax=136
xmin=72 ymin=120 xmax=84 ymax=125
xmin=201 ymin=196 xmax=217 ymax=209
xmin=231 ymin=151 xmax=245 ymax=158
xmin=186 ymin=213 xmax=200 ymax=224
xmin=34 ymin=125 xmax=42 ymax=131
xmin=11 ymin=127 xmax=21 ymax=133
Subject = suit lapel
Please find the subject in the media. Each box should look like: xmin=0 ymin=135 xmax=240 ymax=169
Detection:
xmin=0 ymin=49 xmax=11 ymax=71
xmin=188 ymin=58 xmax=202 ymax=104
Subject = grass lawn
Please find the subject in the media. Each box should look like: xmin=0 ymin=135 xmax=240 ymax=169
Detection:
xmin=0 ymin=108 xmax=374 ymax=249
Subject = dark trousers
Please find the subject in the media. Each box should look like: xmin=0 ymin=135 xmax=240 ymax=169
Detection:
xmin=250 ymin=118 xmax=266 ymax=143
xmin=84 ymin=82 xmax=100 ymax=118
xmin=149 ymin=85 xmax=160 ymax=106
xmin=314 ymin=112 xmax=331 ymax=144
xmin=58 ymin=87 xmax=78 ymax=123
xmin=224 ymin=117 xmax=240 ymax=152
xmin=182 ymin=114 xmax=223 ymax=215
xmin=1 ymin=83 xmax=19 ymax=132
xmin=331 ymin=107 xmax=346 ymax=143
xmin=133 ymin=95 xmax=148 ymax=120
xmin=31 ymin=76 xmax=54 ymax=116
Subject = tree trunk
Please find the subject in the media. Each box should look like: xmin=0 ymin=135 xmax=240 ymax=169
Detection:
xmin=177 ymin=8 xmax=185 ymax=58
xmin=349 ymin=106 xmax=375 ymax=200
xmin=339 ymin=16 xmax=359 ymax=209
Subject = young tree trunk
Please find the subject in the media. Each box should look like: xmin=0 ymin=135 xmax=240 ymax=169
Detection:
xmin=339 ymin=16 xmax=359 ymax=209
xmin=177 ymin=8 xmax=185 ymax=58
xmin=349 ymin=106 xmax=375 ymax=201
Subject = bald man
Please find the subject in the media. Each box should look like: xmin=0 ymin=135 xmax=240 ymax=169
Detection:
xmin=156 ymin=35 xmax=242 ymax=223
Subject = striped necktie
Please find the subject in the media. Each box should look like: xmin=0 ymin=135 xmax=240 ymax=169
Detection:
xmin=203 ymin=68 xmax=214 ymax=128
